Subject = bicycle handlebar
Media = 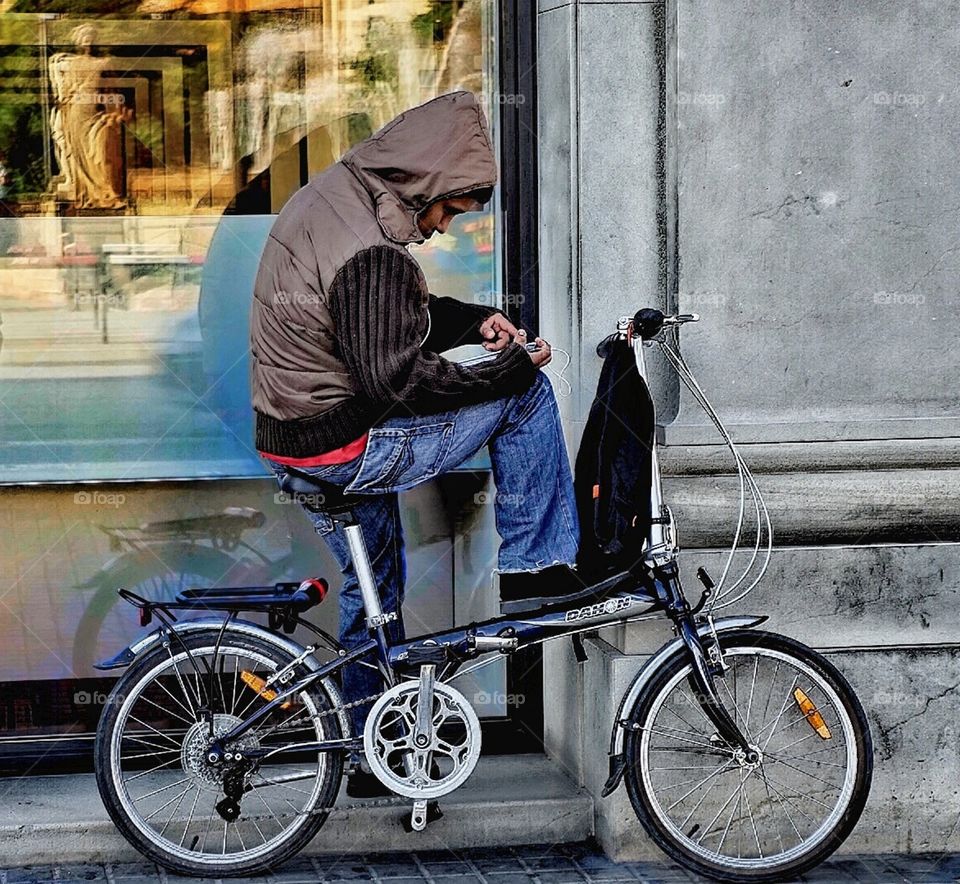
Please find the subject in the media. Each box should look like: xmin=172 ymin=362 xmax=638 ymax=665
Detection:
xmin=631 ymin=308 xmax=700 ymax=341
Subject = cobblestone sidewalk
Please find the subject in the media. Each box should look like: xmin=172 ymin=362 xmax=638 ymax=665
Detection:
xmin=1 ymin=843 xmax=958 ymax=884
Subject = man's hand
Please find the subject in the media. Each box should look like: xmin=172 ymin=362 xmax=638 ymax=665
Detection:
xmin=479 ymin=312 xmax=518 ymax=351
xmin=514 ymin=329 xmax=552 ymax=368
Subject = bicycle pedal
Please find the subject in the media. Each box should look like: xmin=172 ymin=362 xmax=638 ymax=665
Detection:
xmin=403 ymin=799 xmax=442 ymax=833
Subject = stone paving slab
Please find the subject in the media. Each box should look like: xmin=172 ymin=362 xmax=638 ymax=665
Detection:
xmin=1 ymin=843 xmax=959 ymax=884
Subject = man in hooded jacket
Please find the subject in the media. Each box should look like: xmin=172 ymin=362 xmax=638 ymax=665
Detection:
xmin=251 ymin=92 xmax=582 ymax=776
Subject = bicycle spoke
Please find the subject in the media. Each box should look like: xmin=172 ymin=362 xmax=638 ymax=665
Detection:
xmin=231 ymin=654 xmax=240 ymax=717
xmin=127 ymin=716 xmax=183 ymax=748
xmin=644 ymin=725 xmax=732 ymax=753
xmin=166 ymin=648 xmax=202 ymax=717
xmin=121 ymin=748 xmax=179 ymax=762
xmin=139 ymin=692 xmax=193 ymax=726
xmin=715 ymin=769 xmax=744 ymax=855
xmin=759 ymin=676 xmax=802 ymax=753
xmin=759 ymin=768 xmax=816 ymax=828
xmin=697 ymin=773 xmax=744 ymax=847
xmin=761 ymin=774 xmax=834 ymax=810
xmin=145 ymin=785 xmax=191 ymax=825
xmin=155 ymin=677 xmax=198 ymax=723
xmin=179 ymin=788 xmax=202 ymax=848
xmin=667 ymin=758 xmax=737 ymax=812
xmin=676 ymin=760 xmax=738 ymax=828
xmin=741 ymin=774 xmax=763 ymax=859
xmin=132 ymin=775 xmax=193 ymax=803
xmin=744 ymin=657 xmax=760 ymax=734
xmin=663 ymin=696 xmax=709 ymax=737
xmin=122 ymin=734 xmax=181 ymax=753
xmin=123 ymin=755 xmax=180 ymax=783
xmin=763 ymin=753 xmax=842 ymax=790
xmin=719 ymin=674 xmax=754 ymax=742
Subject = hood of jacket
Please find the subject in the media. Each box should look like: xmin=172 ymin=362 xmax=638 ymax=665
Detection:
xmin=340 ymin=90 xmax=498 ymax=245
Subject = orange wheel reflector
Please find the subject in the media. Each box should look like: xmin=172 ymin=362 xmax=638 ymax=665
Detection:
xmin=793 ymin=687 xmax=831 ymax=739
xmin=241 ymin=670 xmax=292 ymax=709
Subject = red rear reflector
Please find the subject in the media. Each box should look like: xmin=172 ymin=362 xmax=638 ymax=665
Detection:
xmin=298 ymin=578 xmax=328 ymax=604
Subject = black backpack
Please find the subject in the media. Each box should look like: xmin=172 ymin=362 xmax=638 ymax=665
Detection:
xmin=573 ymin=334 xmax=656 ymax=580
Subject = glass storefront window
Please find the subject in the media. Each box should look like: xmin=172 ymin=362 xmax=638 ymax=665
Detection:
xmin=0 ymin=0 xmax=501 ymax=483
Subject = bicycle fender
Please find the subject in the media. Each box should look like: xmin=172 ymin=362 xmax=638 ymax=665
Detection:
xmin=600 ymin=615 xmax=767 ymax=798
xmin=96 ymin=616 xmax=352 ymax=739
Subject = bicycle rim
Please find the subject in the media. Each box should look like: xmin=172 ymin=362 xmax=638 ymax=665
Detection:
xmin=636 ymin=643 xmax=860 ymax=873
xmin=109 ymin=641 xmax=329 ymax=867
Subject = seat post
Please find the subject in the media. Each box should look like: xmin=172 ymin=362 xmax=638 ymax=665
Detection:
xmin=342 ymin=523 xmax=386 ymax=626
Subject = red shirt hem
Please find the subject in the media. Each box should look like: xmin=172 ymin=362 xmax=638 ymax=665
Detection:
xmin=258 ymin=432 xmax=368 ymax=466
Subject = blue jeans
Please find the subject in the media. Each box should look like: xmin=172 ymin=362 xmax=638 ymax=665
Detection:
xmin=263 ymin=371 xmax=579 ymax=733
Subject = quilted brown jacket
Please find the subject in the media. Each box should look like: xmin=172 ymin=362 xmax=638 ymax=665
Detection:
xmin=250 ymin=91 xmax=537 ymax=459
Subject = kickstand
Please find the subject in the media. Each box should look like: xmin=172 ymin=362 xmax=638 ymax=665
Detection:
xmin=404 ymin=799 xmax=443 ymax=833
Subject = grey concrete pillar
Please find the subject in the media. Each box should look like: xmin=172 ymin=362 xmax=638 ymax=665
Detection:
xmin=536 ymin=0 xmax=960 ymax=862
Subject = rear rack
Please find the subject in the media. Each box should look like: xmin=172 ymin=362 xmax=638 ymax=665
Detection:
xmin=116 ymin=578 xmax=329 ymax=634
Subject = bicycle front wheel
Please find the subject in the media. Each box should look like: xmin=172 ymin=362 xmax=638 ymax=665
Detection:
xmin=623 ymin=629 xmax=872 ymax=882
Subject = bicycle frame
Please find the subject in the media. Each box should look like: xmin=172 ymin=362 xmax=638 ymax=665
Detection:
xmin=204 ymin=314 xmax=756 ymax=764
xmin=105 ymin=310 xmax=762 ymax=773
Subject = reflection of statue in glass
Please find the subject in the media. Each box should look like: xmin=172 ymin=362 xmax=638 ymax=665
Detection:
xmin=49 ymin=25 xmax=127 ymax=209
xmin=436 ymin=0 xmax=484 ymax=95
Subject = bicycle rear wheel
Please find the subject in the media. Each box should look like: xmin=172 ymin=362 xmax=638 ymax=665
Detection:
xmin=95 ymin=630 xmax=344 ymax=877
xmin=623 ymin=629 xmax=871 ymax=882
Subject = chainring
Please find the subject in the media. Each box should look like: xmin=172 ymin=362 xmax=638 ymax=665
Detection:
xmin=362 ymin=681 xmax=481 ymax=799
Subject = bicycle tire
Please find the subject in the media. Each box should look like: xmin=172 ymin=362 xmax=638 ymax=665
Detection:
xmin=622 ymin=629 xmax=872 ymax=882
xmin=95 ymin=629 xmax=343 ymax=877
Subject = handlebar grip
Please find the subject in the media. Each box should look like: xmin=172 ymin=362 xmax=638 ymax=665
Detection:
xmin=633 ymin=308 xmax=665 ymax=341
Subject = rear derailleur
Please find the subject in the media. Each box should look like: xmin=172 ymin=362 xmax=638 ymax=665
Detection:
xmin=215 ymin=758 xmax=255 ymax=822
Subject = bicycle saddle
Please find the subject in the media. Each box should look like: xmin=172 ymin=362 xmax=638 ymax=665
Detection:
xmin=278 ymin=466 xmax=361 ymax=516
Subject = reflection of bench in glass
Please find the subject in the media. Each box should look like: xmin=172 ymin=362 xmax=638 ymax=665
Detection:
xmin=92 ymin=243 xmax=199 ymax=341
xmin=101 ymin=242 xmax=194 ymax=299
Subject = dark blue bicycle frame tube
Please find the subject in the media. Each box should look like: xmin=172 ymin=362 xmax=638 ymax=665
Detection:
xmin=211 ymin=581 xmax=665 ymax=756
xmin=210 ymin=563 xmax=753 ymax=761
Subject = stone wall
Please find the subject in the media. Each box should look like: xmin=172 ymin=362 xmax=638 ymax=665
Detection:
xmin=537 ymin=0 xmax=960 ymax=859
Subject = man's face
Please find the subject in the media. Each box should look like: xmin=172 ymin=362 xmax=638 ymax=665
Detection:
xmin=416 ymin=196 xmax=484 ymax=238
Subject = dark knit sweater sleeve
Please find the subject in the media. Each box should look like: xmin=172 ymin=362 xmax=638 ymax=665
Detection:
xmin=328 ymin=245 xmax=537 ymax=418
xmin=422 ymin=293 xmax=498 ymax=352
